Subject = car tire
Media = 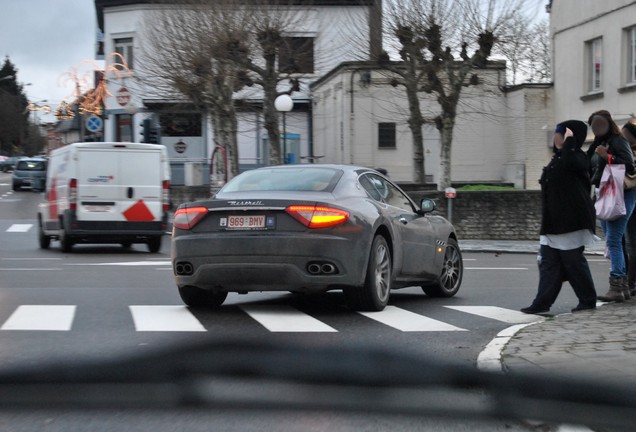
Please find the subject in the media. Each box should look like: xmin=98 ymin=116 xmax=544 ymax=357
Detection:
xmin=344 ymin=235 xmax=392 ymax=311
xmin=147 ymin=236 xmax=162 ymax=253
xmin=38 ymin=220 xmax=50 ymax=249
xmin=422 ymin=238 xmax=463 ymax=298
xmin=59 ymin=225 xmax=74 ymax=253
xmin=178 ymin=285 xmax=228 ymax=308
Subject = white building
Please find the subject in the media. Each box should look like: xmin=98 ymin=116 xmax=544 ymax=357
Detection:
xmin=311 ymin=61 xmax=553 ymax=187
xmin=94 ymin=0 xmax=554 ymax=188
xmin=95 ymin=0 xmax=381 ymax=184
xmin=548 ymin=0 xmax=636 ymax=131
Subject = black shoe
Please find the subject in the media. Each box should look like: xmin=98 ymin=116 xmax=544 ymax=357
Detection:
xmin=520 ymin=305 xmax=550 ymax=314
xmin=571 ymin=304 xmax=596 ymax=313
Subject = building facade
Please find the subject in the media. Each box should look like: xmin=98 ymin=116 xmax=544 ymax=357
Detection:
xmin=95 ymin=0 xmax=381 ymax=184
xmin=548 ymin=0 xmax=636 ymax=131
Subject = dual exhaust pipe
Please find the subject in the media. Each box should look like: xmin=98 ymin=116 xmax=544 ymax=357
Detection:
xmin=175 ymin=261 xmax=194 ymax=276
xmin=307 ymin=262 xmax=338 ymax=275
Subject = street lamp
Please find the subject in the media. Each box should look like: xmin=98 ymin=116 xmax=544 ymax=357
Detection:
xmin=274 ymin=94 xmax=293 ymax=164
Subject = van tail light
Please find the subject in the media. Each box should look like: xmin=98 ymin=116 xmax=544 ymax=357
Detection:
xmin=69 ymin=178 xmax=78 ymax=211
xmin=173 ymin=206 xmax=208 ymax=230
xmin=162 ymin=180 xmax=171 ymax=211
xmin=285 ymin=205 xmax=349 ymax=228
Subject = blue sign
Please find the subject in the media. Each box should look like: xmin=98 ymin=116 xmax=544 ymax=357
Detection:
xmin=85 ymin=115 xmax=103 ymax=132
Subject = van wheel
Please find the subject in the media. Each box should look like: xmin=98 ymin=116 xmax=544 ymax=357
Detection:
xmin=59 ymin=227 xmax=73 ymax=253
xmin=178 ymin=286 xmax=227 ymax=308
xmin=147 ymin=236 xmax=162 ymax=253
xmin=38 ymin=221 xmax=50 ymax=249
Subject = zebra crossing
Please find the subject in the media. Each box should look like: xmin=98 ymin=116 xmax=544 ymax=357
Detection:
xmin=0 ymin=303 xmax=542 ymax=333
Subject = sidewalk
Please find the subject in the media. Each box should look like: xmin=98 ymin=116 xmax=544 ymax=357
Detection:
xmin=463 ymin=239 xmax=636 ymax=388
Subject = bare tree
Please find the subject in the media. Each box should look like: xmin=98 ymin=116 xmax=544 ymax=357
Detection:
xmin=381 ymin=0 xmax=540 ymax=189
xmin=140 ymin=0 xmax=255 ymax=177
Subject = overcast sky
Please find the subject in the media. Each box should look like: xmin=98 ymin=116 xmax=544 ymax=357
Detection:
xmin=0 ymin=0 xmax=100 ymax=120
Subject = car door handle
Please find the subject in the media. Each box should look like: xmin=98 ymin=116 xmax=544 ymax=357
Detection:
xmin=399 ymin=217 xmax=408 ymax=225
xmin=127 ymin=187 xmax=134 ymax=199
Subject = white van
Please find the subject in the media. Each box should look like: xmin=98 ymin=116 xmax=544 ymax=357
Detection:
xmin=38 ymin=142 xmax=171 ymax=252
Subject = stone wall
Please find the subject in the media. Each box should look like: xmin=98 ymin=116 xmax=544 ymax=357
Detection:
xmin=170 ymin=186 xmax=544 ymax=240
xmin=410 ymin=190 xmax=542 ymax=240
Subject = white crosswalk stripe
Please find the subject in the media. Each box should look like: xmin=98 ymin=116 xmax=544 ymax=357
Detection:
xmin=129 ymin=305 xmax=206 ymax=332
xmin=240 ymin=304 xmax=338 ymax=332
xmin=1 ymin=305 xmax=76 ymax=331
xmin=359 ymin=306 xmax=467 ymax=331
xmin=6 ymin=224 xmax=33 ymax=233
xmin=0 ymin=304 xmax=542 ymax=333
xmin=444 ymin=306 xmax=540 ymax=324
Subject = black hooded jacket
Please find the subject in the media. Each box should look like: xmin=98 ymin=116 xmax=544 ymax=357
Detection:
xmin=587 ymin=131 xmax=635 ymax=187
xmin=540 ymin=120 xmax=596 ymax=236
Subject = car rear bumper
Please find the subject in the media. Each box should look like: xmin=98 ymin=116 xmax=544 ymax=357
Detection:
xmin=171 ymin=233 xmax=369 ymax=292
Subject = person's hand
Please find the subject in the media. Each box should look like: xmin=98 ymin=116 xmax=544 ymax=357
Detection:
xmin=595 ymin=144 xmax=609 ymax=160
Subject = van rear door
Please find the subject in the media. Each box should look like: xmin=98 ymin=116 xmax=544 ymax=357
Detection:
xmin=76 ymin=146 xmax=163 ymax=222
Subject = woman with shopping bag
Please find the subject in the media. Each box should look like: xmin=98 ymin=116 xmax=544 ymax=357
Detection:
xmin=587 ymin=110 xmax=636 ymax=302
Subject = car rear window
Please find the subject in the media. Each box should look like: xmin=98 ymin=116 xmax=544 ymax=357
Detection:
xmin=222 ymin=167 xmax=342 ymax=192
xmin=16 ymin=161 xmax=46 ymax=171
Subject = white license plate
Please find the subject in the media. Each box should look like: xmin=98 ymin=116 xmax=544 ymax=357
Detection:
xmin=224 ymin=215 xmax=266 ymax=230
xmin=84 ymin=205 xmax=113 ymax=212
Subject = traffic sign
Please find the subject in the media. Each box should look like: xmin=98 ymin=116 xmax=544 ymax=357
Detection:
xmin=85 ymin=115 xmax=103 ymax=132
xmin=117 ymin=87 xmax=131 ymax=107
xmin=445 ymin=187 xmax=457 ymax=199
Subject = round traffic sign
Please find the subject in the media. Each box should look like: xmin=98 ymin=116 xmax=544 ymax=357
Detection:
xmin=85 ymin=115 xmax=103 ymax=132
xmin=117 ymin=87 xmax=131 ymax=107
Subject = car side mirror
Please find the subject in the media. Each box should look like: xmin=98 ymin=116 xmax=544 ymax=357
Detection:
xmin=420 ymin=198 xmax=436 ymax=214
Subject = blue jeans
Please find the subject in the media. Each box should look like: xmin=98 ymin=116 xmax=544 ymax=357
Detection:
xmin=601 ymin=188 xmax=636 ymax=277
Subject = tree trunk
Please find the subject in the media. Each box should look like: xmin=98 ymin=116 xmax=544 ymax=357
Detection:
xmin=261 ymin=79 xmax=282 ymax=166
xmin=437 ymin=113 xmax=456 ymax=191
xmin=405 ymin=82 xmax=426 ymax=184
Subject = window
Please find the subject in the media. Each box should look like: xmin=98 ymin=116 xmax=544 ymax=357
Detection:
xmin=378 ymin=123 xmax=396 ymax=149
xmin=114 ymin=37 xmax=134 ymax=70
xmin=359 ymin=174 xmax=415 ymax=212
xmin=630 ymin=27 xmax=636 ymax=84
xmin=278 ymin=37 xmax=314 ymax=74
xmin=587 ymin=38 xmax=602 ymax=92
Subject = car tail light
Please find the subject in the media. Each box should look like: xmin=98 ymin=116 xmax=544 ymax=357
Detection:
xmin=285 ymin=205 xmax=349 ymax=228
xmin=69 ymin=178 xmax=77 ymax=211
xmin=173 ymin=206 xmax=208 ymax=230
xmin=162 ymin=180 xmax=170 ymax=211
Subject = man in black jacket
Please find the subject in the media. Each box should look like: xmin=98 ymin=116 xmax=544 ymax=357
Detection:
xmin=521 ymin=120 xmax=597 ymax=314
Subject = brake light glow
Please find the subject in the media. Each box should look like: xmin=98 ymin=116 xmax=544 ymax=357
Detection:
xmin=69 ymin=178 xmax=77 ymax=211
xmin=173 ymin=206 xmax=208 ymax=230
xmin=285 ymin=205 xmax=349 ymax=228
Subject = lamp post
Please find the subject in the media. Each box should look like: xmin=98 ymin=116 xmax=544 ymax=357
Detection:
xmin=274 ymin=94 xmax=293 ymax=164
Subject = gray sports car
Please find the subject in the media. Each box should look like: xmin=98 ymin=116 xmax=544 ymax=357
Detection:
xmin=171 ymin=164 xmax=463 ymax=311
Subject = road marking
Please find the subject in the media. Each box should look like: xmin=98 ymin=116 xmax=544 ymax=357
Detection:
xmin=1 ymin=305 xmax=76 ymax=331
xmin=6 ymin=224 xmax=33 ymax=232
xmin=358 ymin=306 xmax=467 ymax=331
xmin=0 ymin=268 xmax=62 ymax=271
xmin=445 ymin=306 xmax=541 ymax=324
xmin=129 ymin=305 xmax=206 ymax=332
xmin=240 ymin=305 xmax=338 ymax=332
xmin=68 ymin=261 xmax=171 ymax=266
xmin=465 ymin=267 xmax=528 ymax=270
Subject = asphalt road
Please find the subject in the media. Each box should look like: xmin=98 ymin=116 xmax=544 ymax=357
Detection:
xmin=0 ymin=171 xmax=611 ymax=431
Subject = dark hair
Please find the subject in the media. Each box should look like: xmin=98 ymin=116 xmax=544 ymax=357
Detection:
xmin=588 ymin=110 xmax=622 ymax=136
xmin=623 ymin=119 xmax=636 ymax=139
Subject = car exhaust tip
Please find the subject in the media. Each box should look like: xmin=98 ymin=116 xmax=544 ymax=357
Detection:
xmin=321 ymin=263 xmax=336 ymax=274
xmin=307 ymin=263 xmax=322 ymax=275
xmin=175 ymin=261 xmax=194 ymax=276
xmin=307 ymin=262 xmax=339 ymax=275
